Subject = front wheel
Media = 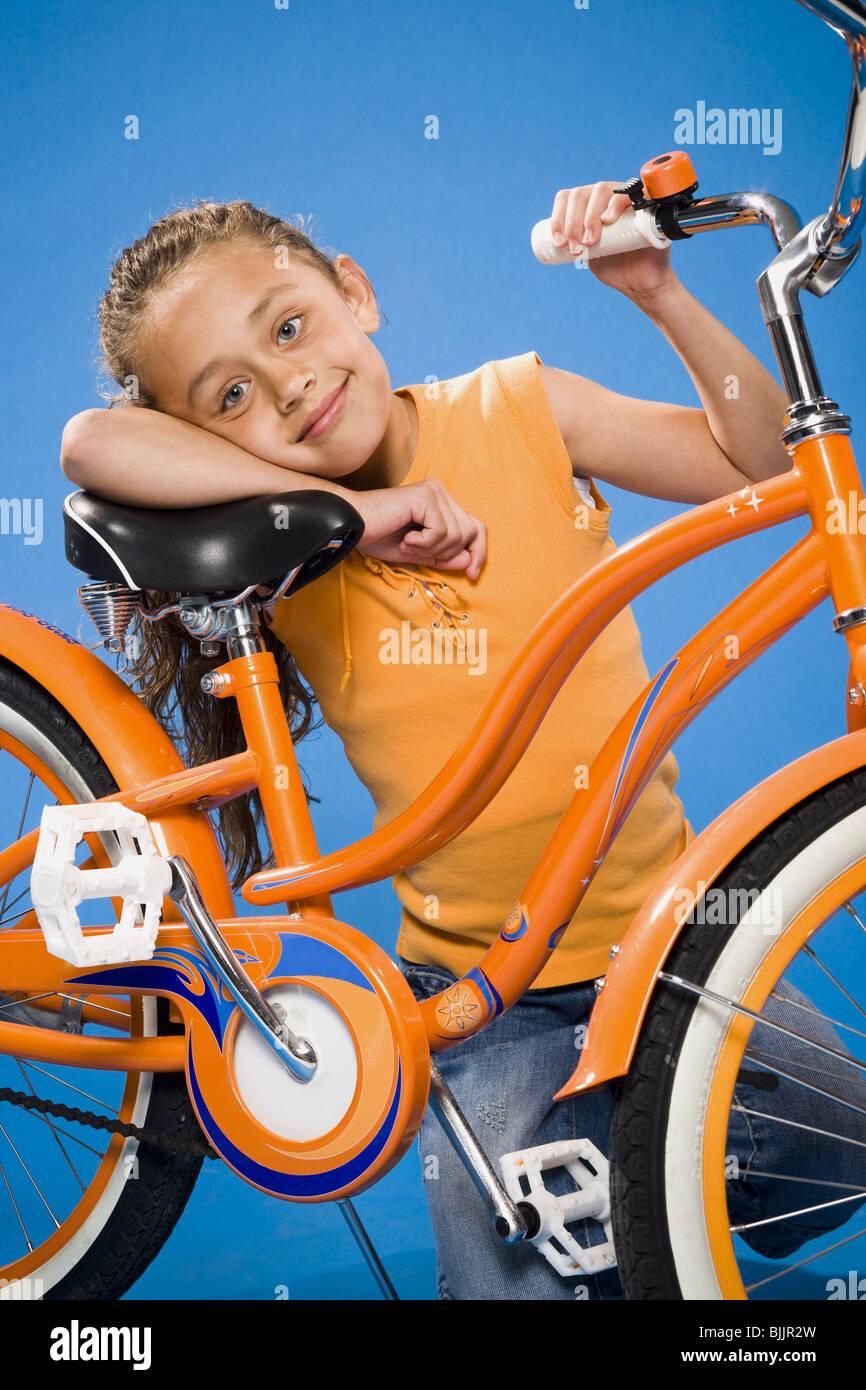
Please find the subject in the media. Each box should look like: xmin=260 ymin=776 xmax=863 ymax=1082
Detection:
xmin=610 ymin=767 xmax=866 ymax=1299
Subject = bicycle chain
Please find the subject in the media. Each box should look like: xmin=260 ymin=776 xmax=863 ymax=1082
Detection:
xmin=0 ymin=1086 xmax=219 ymax=1160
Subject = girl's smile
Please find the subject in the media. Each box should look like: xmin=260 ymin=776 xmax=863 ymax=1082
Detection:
xmin=297 ymin=374 xmax=350 ymax=441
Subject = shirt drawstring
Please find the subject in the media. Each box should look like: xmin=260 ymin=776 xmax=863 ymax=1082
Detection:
xmin=339 ymin=552 xmax=470 ymax=692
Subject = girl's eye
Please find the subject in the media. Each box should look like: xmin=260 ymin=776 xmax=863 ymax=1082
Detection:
xmin=219 ymin=380 xmax=250 ymax=411
xmin=277 ymin=316 xmax=302 ymax=344
xmin=221 ymin=381 xmax=250 ymax=412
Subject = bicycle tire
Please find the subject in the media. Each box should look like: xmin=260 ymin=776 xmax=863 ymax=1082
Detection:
xmin=0 ymin=655 xmax=204 ymax=1300
xmin=609 ymin=765 xmax=866 ymax=1299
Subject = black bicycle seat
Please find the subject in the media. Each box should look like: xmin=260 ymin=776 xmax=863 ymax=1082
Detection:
xmin=63 ymin=489 xmax=365 ymax=595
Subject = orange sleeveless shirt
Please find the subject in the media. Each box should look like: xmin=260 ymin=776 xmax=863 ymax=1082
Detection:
xmin=265 ymin=351 xmax=694 ymax=987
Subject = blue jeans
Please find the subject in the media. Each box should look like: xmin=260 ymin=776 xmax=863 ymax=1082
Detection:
xmin=398 ymin=957 xmax=866 ymax=1301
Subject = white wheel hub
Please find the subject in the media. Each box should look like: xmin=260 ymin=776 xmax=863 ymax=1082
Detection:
xmin=231 ymin=983 xmax=359 ymax=1142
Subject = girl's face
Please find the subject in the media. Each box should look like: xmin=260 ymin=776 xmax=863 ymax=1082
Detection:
xmin=137 ymin=240 xmax=412 ymax=487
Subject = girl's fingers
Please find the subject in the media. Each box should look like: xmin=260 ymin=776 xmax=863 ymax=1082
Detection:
xmin=401 ymin=509 xmax=484 ymax=577
xmin=551 ymin=181 xmax=632 ymax=252
xmin=429 ymin=492 xmax=468 ymax=561
xmin=395 ymin=481 xmax=486 ymax=578
xmin=581 ymin=181 xmax=624 ymax=246
xmin=404 ymin=490 xmax=462 ymax=560
xmin=464 ymin=519 xmax=487 ymax=580
xmin=433 ymin=498 xmax=486 ymax=575
xmin=404 ymin=492 xmax=447 ymax=550
xmin=550 ymin=188 xmax=573 ymax=247
xmin=600 ymin=190 xmax=632 ymax=224
xmin=441 ymin=506 xmax=485 ymax=579
xmin=429 ymin=547 xmax=472 ymax=573
xmin=400 ymin=500 xmax=447 ymax=550
xmin=563 ymin=187 xmax=590 ymax=253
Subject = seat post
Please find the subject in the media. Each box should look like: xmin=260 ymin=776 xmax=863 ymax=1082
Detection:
xmin=207 ymin=602 xmax=335 ymax=921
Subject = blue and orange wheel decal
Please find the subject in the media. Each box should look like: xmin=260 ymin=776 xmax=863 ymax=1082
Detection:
xmin=73 ymin=917 xmax=430 ymax=1203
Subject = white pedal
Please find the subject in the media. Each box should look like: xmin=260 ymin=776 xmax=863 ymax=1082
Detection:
xmin=499 ymin=1138 xmax=617 ymax=1278
xmin=30 ymin=802 xmax=173 ymax=968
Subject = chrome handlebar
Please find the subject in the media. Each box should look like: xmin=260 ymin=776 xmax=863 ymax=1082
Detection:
xmin=795 ymin=0 xmax=866 ymax=254
xmin=796 ymin=0 xmax=866 ymax=41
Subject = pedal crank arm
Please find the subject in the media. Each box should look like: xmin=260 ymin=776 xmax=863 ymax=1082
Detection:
xmin=167 ymin=856 xmax=318 ymax=1083
xmin=428 ymin=1060 xmax=537 ymax=1245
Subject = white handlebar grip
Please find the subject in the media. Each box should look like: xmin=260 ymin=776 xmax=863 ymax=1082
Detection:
xmin=531 ymin=207 xmax=671 ymax=264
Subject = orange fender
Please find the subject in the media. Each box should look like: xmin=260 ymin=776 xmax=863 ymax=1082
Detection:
xmin=0 ymin=603 xmax=234 ymax=918
xmin=555 ymin=727 xmax=866 ymax=1099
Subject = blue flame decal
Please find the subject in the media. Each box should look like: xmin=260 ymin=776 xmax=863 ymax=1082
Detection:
xmin=464 ymin=966 xmax=504 ymax=1020
xmin=500 ymin=910 xmax=528 ymax=943
xmin=273 ymin=934 xmax=373 ymax=993
xmin=547 ymin=922 xmax=569 ymax=950
xmin=70 ymin=946 xmax=236 ymax=1047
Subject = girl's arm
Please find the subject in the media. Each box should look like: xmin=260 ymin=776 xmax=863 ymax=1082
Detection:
xmin=61 ymin=405 xmax=358 ymax=507
xmin=543 ymin=181 xmax=792 ymax=503
xmin=61 ymin=406 xmax=486 ymax=579
xmin=626 ymin=274 xmax=790 ymax=485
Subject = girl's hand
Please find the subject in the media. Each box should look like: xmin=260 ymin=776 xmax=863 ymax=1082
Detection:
xmin=549 ymin=180 xmax=676 ymax=301
xmin=349 ymin=479 xmax=486 ymax=581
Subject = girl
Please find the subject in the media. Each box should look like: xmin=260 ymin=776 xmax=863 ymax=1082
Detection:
xmin=60 ymin=186 xmax=861 ymax=1300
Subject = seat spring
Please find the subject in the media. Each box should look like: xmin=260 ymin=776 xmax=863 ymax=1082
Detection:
xmin=78 ymin=580 xmax=141 ymax=653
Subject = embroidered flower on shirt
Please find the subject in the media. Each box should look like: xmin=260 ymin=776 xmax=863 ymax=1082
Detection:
xmin=338 ymin=553 xmax=471 ymax=691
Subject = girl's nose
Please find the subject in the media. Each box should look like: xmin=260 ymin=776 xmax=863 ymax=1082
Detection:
xmin=273 ymin=366 xmax=315 ymax=414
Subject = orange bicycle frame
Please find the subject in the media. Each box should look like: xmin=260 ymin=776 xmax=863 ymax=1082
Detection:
xmin=1 ymin=429 xmax=865 ymax=1084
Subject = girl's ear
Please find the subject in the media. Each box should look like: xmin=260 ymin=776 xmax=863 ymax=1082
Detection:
xmin=333 ymin=253 xmax=380 ymax=332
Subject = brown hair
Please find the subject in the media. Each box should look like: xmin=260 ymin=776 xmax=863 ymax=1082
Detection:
xmin=96 ymin=199 xmax=342 ymax=888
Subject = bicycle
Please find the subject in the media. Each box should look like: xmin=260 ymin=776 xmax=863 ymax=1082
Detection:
xmin=2 ymin=0 xmax=866 ymax=1302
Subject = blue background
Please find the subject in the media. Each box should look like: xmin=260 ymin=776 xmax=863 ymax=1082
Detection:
xmin=2 ymin=0 xmax=865 ymax=1300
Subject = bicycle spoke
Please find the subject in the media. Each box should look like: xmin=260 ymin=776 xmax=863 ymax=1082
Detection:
xmin=55 ymin=992 xmax=129 ymax=1022
xmin=0 ymin=990 xmax=131 ymax=1023
xmin=731 ymin=1187 xmax=865 ymax=1235
xmin=21 ymin=1063 xmax=119 ymax=1115
xmin=0 ymin=1153 xmax=32 ymax=1253
xmin=0 ymin=991 xmax=57 ymax=1014
xmin=802 ymin=944 xmax=866 ymax=1023
xmin=740 ymin=1050 xmax=866 ymax=1120
xmin=733 ymin=1104 xmax=866 ymax=1151
xmin=16 ymin=1060 xmax=86 ymax=1193
xmin=843 ymin=899 xmax=866 ymax=941
xmin=0 ymin=1119 xmax=59 ymax=1226
xmin=0 ymin=883 xmax=31 ymax=927
xmin=767 ymin=988 xmax=866 ymax=1044
xmin=0 ymin=771 xmax=34 ymax=920
xmin=744 ymin=1044 xmax=866 ymax=1089
xmin=743 ymin=1224 xmax=866 ymax=1295
xmin=660 ymin=972 xmax=866 ymax=1075
xmin=733 ymin=1168 xmax=866 ymax=1193
xmin=0 ymin=990 xmax=75 ymax=1027
xmin=10 ymin=1106 xmax=106 ymax=1162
